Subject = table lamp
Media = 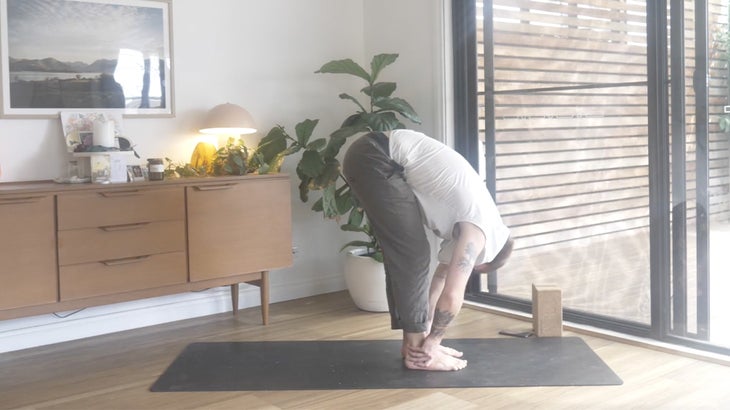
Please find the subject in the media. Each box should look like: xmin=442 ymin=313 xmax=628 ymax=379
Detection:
xmin=199 ymin=103 xmax=257 ymax=136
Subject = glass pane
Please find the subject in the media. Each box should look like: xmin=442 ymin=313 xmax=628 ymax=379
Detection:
xmin=702 ymin=0 xmax=729 ymax=347
xmin=666 ymin=0 xmax=730 ymax=349
xmin=479 ymin=0 xmax=651 ymax=324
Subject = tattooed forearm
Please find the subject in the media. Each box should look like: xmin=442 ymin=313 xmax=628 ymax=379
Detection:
xmin=456 ymin=242 xmax=478 ymax=274
xmin=430 ymin=308 xmax=456 ymax=338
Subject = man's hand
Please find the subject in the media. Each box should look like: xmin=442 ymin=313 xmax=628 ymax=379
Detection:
xmin=403 ymin=339 xmax=467 ymax=371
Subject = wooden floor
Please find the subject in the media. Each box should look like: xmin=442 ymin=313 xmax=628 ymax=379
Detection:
xmin=2 ymin=291 xmax=730 ymax=409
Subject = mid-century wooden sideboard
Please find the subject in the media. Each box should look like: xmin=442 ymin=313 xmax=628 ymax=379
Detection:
xmin=0 ymin=174 xmax=292 ymax=325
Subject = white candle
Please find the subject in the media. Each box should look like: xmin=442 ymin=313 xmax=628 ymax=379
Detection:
xmin=93 ymin=119 xmax=116 ymax=148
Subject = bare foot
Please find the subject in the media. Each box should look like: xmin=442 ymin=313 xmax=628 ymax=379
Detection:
xmin=439 ymin=345 xmax=463 ymax=358
xmin=402 ymin=344 xmax=461 ymax=358
xmin=404 ymin=349 xmax=467 ymax=371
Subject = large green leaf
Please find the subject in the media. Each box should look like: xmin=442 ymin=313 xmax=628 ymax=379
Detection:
xmin=340 ymin=223 xmax=366 ymax=233
xmin=365 ymin=112 xmax=401 ymax=132
xmin=370 ymin=53 xmax=399 ymax=83
xmin=306 ymin=138 xmax=327 ymax=151
xmin=295 ymin=119 xmax=319 ymax=146
xmin=374 ymin=97 xmax=422 ymax=124
xmin=266 ymin=152 xmax=286 ymax=173
xmin=363 ymin=82 xmax=396 ymax=99
xmin=341 ymin=113 xmax=365 ymax=128
xmin=298 ymin=149 xmax=325 ymax=178
xmin=316 ymin=58 xmax=371 ymax=83
xmin=247 ymin=152 xmax=265 ymax=172
xmin=328 ymin=123 xmax=368 ymax=146
xmin=312 ymin=158 xmax=341 ymax=189
xmin=284 ymin=144 xmax=302 ymax=156
xmin=311 ymin=196 xmax=323 ymax=212
xmin=232 ymin=154 xmax=245 ymax=169
xmin=334 ymin=187 xmax=354 ymax=214
xmin=256 ymin=127 xmax=288 ymax=163
xmin=323 ymin=132 xmax=350 ymax=158
xmin=297 ymin=171 xmax=311 ymax=202
xmin=320 ymin=184 xmax=339 ymax=218
xmin=347 ymin=206 xmax=364 ymax=227
xmin=338 ymin=93 xmax=366 ymax=112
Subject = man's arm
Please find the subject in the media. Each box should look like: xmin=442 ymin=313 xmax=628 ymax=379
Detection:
xmin=473 ymin=237 xmax=514 ymax=273
xmin=424 ymin=222 xmax=485 ymax=348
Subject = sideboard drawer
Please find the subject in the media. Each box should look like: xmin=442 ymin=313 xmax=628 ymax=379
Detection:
xmin=59 ymin=251 xmax=187 ymax=301
xmin=57 ymin=187 xmax=184 ymax=230
xmin=0 ymin=194 xmax=57 ymax=310
xmin=187 ymin=178 xmax=293 ymax=281
xmin=58 ymin=220 xmax=186 ymax=266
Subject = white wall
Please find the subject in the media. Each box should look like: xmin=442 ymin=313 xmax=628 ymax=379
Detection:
xmin=363 ymin=0 xmax=451 ymax=143
xmin=0 ymin=0 xmax=449 ymax=353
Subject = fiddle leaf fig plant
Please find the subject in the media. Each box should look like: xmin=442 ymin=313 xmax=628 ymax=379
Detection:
xmin=266 ymin=53 xmax=421 ymax=260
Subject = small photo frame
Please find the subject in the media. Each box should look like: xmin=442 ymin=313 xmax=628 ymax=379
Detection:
xmin=79 ymin=131 xmax=93 ymax=149
xmin=127 ymin=165 xmax=145 ymax=182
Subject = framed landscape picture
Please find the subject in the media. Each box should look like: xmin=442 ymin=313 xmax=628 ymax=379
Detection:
xmin=0 ymin=0 xmax=174 ymax=118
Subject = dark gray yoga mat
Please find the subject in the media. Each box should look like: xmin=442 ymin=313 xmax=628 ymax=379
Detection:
xmin=150 ymin=337 xmax=622 ymax=391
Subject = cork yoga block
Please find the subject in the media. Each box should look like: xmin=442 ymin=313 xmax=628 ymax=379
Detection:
xmin=532 ymin=284 xmax=563 ymax=337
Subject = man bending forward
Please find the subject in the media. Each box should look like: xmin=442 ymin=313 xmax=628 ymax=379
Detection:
xmin=343 ymin=129 xmax=513 ymax=371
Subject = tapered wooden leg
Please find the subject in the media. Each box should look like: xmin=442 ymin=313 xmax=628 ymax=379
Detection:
xmin=260 ymin=271 xmax=269 ymax=325
xmin=230 ymin=283 xmax=239 ymax=315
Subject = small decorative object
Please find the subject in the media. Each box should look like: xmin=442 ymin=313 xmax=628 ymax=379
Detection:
xmin=67 ymin=160 xmax=79 ymax=178
xmin=90 ymin=155 xmax=111 ymax=184
xmin=189 ymin=141 xmax=217 ymax=175
xmin=79 ymin=132 xmax=93 ymax=149
xmin=108 ymin=153 xmax=128 ymax=183
xmin=93 ymin=118 xmax=116 ymax=148
xmin=52 ymin=160 xmax=91 ymax=184
xmin=127 ymin=165 xmax=145 ymax=182
xmin=60 ymin=112 xmax=124 ymax=153
xmin=147 ymin=158 xmax=165 ymax=181
xmin=77 ymin=151 xmax=131 ymax=184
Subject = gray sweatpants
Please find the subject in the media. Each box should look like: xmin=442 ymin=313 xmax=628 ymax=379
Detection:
xmin=343 ymin=132 xmax=431 ymax=333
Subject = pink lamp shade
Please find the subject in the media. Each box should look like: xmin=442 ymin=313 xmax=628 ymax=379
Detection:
xmin=199 ymin=103 xmax=257 ymax=135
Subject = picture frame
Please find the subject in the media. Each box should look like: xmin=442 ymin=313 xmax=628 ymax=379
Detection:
xmin=127 ymin=164 xmax=145 ymax=182
xmin=0 ymin=0 xmax=174 ymax=118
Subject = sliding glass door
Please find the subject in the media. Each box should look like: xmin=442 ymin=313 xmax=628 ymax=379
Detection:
xmin=455 ymin=0 xmax=730 ymax=353
xmin=665 ymin=0 xmax=730 ymax=348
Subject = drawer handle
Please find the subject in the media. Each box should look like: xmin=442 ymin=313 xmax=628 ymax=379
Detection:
xmin=99 ymin=222 xmax=150 ymax=232
xmin=0 ymin=195 xmax=46 ymax=205
xmin=99 ymin=190 xmax=142 ymax=198
xmin=193 ymin=184 xmax=236 ymax=191
xmin=101 ymin=255 xmax=150 ymax=266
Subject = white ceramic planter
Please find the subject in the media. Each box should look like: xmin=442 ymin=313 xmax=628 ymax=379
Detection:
xmin=344 ymin=248 xmax=389 ymax=312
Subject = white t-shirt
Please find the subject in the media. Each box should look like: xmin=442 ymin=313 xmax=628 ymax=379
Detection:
xmin=387 ymin=129 xmax=511 ymax=265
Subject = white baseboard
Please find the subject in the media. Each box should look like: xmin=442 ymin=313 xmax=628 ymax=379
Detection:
xmin=0 ymin=275 xmax=345 ymax=354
